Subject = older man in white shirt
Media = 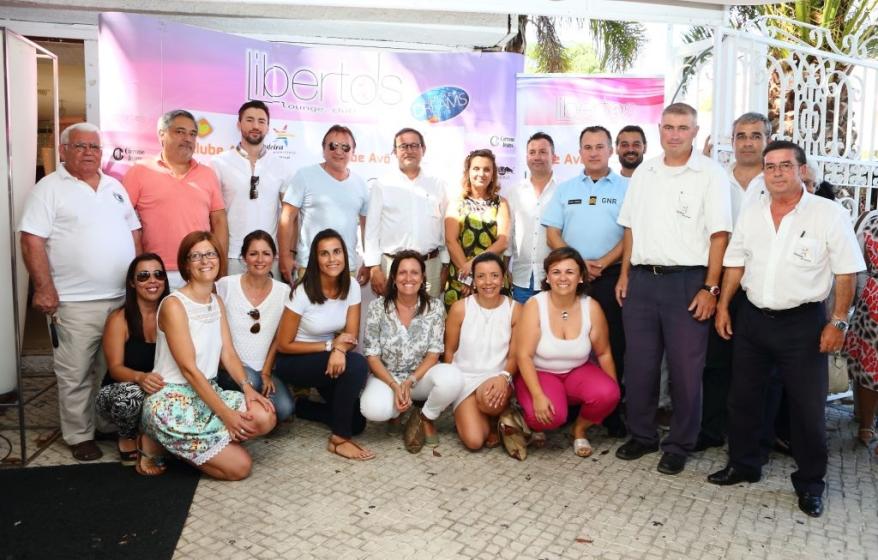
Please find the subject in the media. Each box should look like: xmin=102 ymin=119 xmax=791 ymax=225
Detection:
xmin=19 ymin=123 xmax=142 ymax=461
xmin=708 ymin=140 xmax=864 ymax=518
xmin=507 ymin=132 xmax=558 ymax=304
xmin=364 ymin=128 xmax=448 ymax=297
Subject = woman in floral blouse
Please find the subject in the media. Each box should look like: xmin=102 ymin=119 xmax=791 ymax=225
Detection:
xmin=360 ymin=251 xmax=462 ymax=453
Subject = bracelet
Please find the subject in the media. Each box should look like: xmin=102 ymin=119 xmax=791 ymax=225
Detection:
xmin=406 ymin=375 xmax=418 ymax=388
xmin=331 ymin=346 xmax=345 ymax=354
xmin=499 ymin=370 xmax=513 ymax=386
xmin=239 ymin=378 xmax=252 ymax=388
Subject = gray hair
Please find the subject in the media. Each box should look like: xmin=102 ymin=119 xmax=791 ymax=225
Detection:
xmin=60 ymin=122 xmax=100 ymax=145
xmin=157 ymin=109 xmax=196 ymax=135
xmin=733 ymin=112 xmax=772 ymax=137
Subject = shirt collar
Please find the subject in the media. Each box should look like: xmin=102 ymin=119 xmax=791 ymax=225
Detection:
xmin=56 ymin=163 xmax=105 ymax=184
xmin=761 ymin=184 xmax=809 ymax=212
xmin=236 ymin=143 xmax=268 ymax=160
xmin=156 ymin=154 xmax=197 ymax=172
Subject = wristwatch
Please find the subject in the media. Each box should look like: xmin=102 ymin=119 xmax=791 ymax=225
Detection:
xmin=325 ymin=340 xmax=333 ymax=353
xmin=831 ymin=318 xmax=850 ymax=331
xmin=406 ymin=375 xmax=418 ymax=388
xmin=701 ymin=285 xmax=720 ymax=297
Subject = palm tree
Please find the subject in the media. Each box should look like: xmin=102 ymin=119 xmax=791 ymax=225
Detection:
xmin=505 ymin=16 xmax=646 ymax=74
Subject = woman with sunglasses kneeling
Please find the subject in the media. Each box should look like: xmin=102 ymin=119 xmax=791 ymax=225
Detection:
xmin=360 ymin=251 xmax=461 ymax=453
xmin=216 ymin=230 xmax=293 ymax=423
xmin=274 ymin=229 xmax=373 ymax=460
xmin=95 ymin=253 xmax=170 ymax=472
xmin=141 ymin=231 xmax=276 ymax=480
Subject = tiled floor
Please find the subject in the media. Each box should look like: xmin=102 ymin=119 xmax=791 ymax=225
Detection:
xmin=3 ymin=357 xmax=876 ymax=559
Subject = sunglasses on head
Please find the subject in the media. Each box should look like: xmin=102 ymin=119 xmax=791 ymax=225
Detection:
xmin=250 ymin=175 xmax=259 ymax=200
xmin=248 ymin=308 xmax=260 ymax=334
xmin=135 ymin=270 xmax=166 ymax=283
xmin=327 ymin=142 xmax=352 ymax=153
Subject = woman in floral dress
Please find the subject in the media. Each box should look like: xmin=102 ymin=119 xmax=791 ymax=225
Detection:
xmin=443 ymin=148 xmax=510 ymax=309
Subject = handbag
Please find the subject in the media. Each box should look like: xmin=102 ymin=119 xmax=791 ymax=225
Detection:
xmin=827 ymin=353 xmax=850 ymax=394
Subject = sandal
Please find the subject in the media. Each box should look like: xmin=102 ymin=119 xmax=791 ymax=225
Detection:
xmin=327 ymin=436 xmax=375 ymax=461
xmin=529 ymin=432 xmax=547 ymax=449
xmin=118 ymin=447 xmax=138 ymax=467
xmin=135 ymin=435 xmax=167 ymax=476
xmin=573 ymin=438 xmax=593 ymax=458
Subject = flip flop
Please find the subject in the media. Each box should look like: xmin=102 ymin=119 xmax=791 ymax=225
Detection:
xmin=327 ymin=437 xmax=376 ymax=461
xmin=135 ymin=435 xmax=167 ymax=476
xmin=573 ymin=437 xmax=593 ymax=458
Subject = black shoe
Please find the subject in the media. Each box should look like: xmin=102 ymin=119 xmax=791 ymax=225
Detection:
xmin=797 ymin=493 xmax=824 ymax=517
xmin=693 ymin=434 xmax=725 ymax=452
xmin=656 ymin=451 xmax=686 ymax=475
xmin=615 ymin=439 xmax=659 ymax=460
xmin=707 ymin=465 xmax=761 ymax=486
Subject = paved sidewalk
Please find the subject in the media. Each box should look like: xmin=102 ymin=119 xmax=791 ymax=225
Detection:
xmin=3 ymin=361 xmax=876 ymax=559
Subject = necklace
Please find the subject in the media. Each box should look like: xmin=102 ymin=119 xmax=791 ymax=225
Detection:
xmin=561 ymin=310 xmax=569 ymax=321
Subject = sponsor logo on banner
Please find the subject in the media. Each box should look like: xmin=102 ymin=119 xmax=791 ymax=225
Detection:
xmin=271 ymin=124 xmax=294 ymax=147
xmin=490 ymin=135 xmax=515 ymax=149
xmin=111 ymin=146 xmax=146 ymax=162
xmin=197 ymin=118 xmax=213 ymax=137
xmin=498 ymin=165 xmax=514 ymax=176
xmin=411 ymin=86 xmax=469 ymax=123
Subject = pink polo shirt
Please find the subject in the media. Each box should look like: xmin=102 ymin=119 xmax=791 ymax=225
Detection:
xmin=123 ymin=157 xmax=224 ymax=270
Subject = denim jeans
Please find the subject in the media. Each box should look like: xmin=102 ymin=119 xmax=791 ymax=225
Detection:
xmin=218 ymin=366 xmax=295 ymax=422
xmin=512 ymin=284 xmax=541 ymax=304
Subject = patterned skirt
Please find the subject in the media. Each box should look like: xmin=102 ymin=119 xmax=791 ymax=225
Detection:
xmin=141 ymin=380 xmax=245 ymax=465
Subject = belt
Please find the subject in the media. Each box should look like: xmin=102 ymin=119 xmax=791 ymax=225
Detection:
xmin=384 ymin=248 xmax=440 ymax=261
xmin=633 ymin=264 xmax=705 ymax=275
xmin=748 ymin=299 xmax=821 ymax=318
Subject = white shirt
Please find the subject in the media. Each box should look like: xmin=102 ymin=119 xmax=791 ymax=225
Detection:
xmin=727 ymin=165 xmax=765 ymax=224
xmin=724 ymin=188 xmax=865 ymax=310
xmin=507 ymin=175 xmax=557 ymax=287
xmin=216 ymin=274 xmax=290 ymax=371
xmin=210 ymin=147 xmax=291 ymax=258
xmin=17 ymin=164 xmax=140 ymax=301
xmin=363 ymin=168 xmax=449 ymax=266
xmin=282 ymin=164 xmax=368 ymax=270
xmin=617 ymin=151 xmax=733 ymax=266
xmin=285 ymin=281 xmax=361 ymax=342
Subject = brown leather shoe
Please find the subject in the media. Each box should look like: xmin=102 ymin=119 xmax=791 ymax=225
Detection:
xmin=403 ymin=408 xmax=425 ymax=454
xmin=71 ymin=440 xmax=103 ymax=461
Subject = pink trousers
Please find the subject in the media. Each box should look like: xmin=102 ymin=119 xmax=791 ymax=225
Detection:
xmin=515 ymin=362 xmax=620 ymax=431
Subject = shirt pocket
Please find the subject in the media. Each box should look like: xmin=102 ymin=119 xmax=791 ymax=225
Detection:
xmin=788 ymin=237 xmax=824 ymax=269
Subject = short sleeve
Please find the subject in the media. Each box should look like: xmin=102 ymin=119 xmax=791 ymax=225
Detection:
xmin=363 ymin=298 xmax=384 ymax=357
xmin=17 ymin=181 xmax=53 ymax=236
xmin=286 ymin=285 xmax=309 ymax=315
xmin=827 ymin=205 xmax=866 ymax=274
xmin=703 ymin=164 xmax=733 ymax=235
xmin=205 ymin=168 xmax=225 ymax=212
xmin=358 ymin=178 xmax=369 ymax=217
xmin=346 ymin=282 xmax=362 ymax=306
xmin=122 ymin=165 xmax=142 ymax=208
xmin=426 ymin=300 xmax=445 ymax=354
xmin=541 ymin=186 xmax=565 ymax=229
xmin=282 ymin=168 xmax=307 ymax=208
xmin=723 ymin=208 xmax=751 ymax=267
xmin=616 ymin=175 xmax=636 ymax=228
xmin=115 ymin=185 xmax=141 ymax=230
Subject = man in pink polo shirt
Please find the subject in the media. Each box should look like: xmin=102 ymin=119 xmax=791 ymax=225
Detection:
xmin=123 ymin=109 xmax=228 ymax=288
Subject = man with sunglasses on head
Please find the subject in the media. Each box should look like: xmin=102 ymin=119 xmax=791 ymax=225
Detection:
xmin=123 ymin=109 xmax=228 ymax=289
xmin=278 ymin=124 xmax=369 ymax=284
xmin=363 ymin=128 xmax=449 ymax=297
xmin=211 ymin=101 xmax=290 ymax=275
xmin=18 ymin=123 xmax=142 ymax=461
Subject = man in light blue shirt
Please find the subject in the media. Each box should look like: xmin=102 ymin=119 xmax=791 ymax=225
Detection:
xmin=543 ymin=125 xmax=628 ymax=437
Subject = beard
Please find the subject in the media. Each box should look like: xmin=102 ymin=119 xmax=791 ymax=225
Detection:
xmin=243 ymin=132 xmax=265 ymax=146
xmin=619 ymin=152 xmax=643 ymax=170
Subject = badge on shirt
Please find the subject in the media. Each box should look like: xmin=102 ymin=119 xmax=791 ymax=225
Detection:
xmin=567 ymin=199 xmax=582 ymax=205
xmin=112 ymin=192 xmax=124 ymax=204
xmin=588 ymin=196 xmax=597 ymax=206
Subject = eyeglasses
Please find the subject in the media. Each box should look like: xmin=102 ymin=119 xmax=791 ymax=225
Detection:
xmin=327 ymin=142 xmax=352 ymax=153
xmin=135 ymin=270 xmax=167 ymax=283
xmin=250 ymin=175 xmax=260 ymax=200
xmin=247 ymin=309 xmax=260 ymax=334
xmin=64 ymin=143 xmax=102 ymax=153
xmin=396 ymin=142 xmax=422 ymax=152
xmin=187 ymin=250 xmax=219 ymax=262
xmin=764 ymin=161 xmax=797 ymax=173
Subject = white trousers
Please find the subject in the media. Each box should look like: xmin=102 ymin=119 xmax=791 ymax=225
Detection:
xmin=52 ymin=297 xmax=123 ymax=445
xmin=360 ymin=363 xmax=463 ymax=421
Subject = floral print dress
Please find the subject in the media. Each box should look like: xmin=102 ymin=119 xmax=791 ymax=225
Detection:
xmin=444 ymin=196 xmax=501 ymax=309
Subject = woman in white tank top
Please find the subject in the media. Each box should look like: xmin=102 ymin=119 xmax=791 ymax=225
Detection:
xmin=440 ymin=253 xmax=521 ymax=450
xmin=514 ymin=248 xmax=620 ymax=458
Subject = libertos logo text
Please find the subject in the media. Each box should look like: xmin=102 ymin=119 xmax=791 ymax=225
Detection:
xmin=246 ymin=50 xmax=404 ymax=109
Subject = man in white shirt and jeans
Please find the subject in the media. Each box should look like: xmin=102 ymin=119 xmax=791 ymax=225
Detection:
xmin=18 ymin=123 xmax=142 ymax=461
xmin=507 ymin=132 xmax=557 ymax=304
xmin=211 ymin=100 xmax=290 ymax=274
xmin=364 ymin=128 xmax=449 ymax=298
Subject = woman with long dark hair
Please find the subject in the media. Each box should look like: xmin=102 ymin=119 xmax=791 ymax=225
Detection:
xmin=274 ymin=228 xmax=373 ymax=460
xmin=95 ymin=253 xmax=170 ymax=470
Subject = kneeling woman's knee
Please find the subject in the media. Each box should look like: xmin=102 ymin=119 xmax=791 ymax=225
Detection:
xmin=458 ymin=429 xmax=486 ymax=451
xmin=252 ymin=405 xmax=277 ymax=435
xmin=430 ymin=364 xmax=464 ymax=394
xmin=226 ymin=454 xmax=253 ymax=481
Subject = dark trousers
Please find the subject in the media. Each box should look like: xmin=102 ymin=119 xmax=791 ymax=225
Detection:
xmin=622 ymin=267 xmax=709 ymax=455
xmin=727 ymin=299 xmax=828 ymax=496
xmin=700 ymin=290 xmax=742 ymax=441
xmin=275 ymin=351 xmax=368 ymax=438
xmin=591 ymin=265 xmax=626 ymax=430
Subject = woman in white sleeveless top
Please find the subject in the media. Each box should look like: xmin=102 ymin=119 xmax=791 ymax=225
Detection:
xmin=514 ymin=247 xmax=620 ymax=457
xmin=440 ymin=252 xmax=520 ymax=450
xmin=140 ymin=231 xmax=276 ymax=480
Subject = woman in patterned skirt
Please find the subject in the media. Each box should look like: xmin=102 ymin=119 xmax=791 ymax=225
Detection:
xmin=359 ymin=250 xmax=461 ymax=453
xmin=95 ymin=253 xmax=170 ymax=469
xmin=443 ymin=148 xmax=510 ymax=309
xmin=140 ymin=231 xmax=276 ymax=479
xmin=844 ymin=211 xmax=878 ymax=454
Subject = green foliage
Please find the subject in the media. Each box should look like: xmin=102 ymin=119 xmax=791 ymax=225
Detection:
xmin=525 ymin=42 xmax=601 ymax=74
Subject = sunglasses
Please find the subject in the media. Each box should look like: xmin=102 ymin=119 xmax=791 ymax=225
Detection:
xmin=248 ymin=308 xmax=260 ymax=334
xmin=135 ymin=270 xmax=166 ymax=283
xmin=250 ymin=175 xmax=259 ymax=200
xmin=327 ymin=142 xmax=352 ymax=153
